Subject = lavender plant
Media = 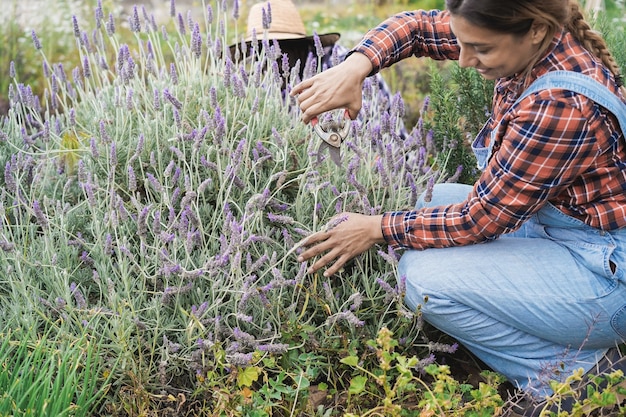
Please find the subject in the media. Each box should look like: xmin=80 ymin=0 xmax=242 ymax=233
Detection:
xmin=0 ymin=0 xmax=456 ymax=414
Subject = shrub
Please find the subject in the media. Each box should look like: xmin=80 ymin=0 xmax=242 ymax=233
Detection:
xmin=0 ymin=0 xmax=458 ymax=414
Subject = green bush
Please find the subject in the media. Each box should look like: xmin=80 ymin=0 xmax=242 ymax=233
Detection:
xmin=0 ymin=0 xmax=460 ymax=414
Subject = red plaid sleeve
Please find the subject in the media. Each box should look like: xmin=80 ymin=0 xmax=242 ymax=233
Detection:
xmin=382 ymin=84 xmax=624 ymax=250
xmin=352 ymin=10 xmax=460 ymax=73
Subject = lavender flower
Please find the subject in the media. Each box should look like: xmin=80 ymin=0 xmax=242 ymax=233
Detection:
xmin=127 ymin=166 xmax=137 ymax=192
xmin=80 ymin=251 xmax=94 ymax=267
xmin=424 ymin=176 xmax=435 ymax=203
xmin=191 ymin=23 xmax=202 ymax=58
xmin=129 ymin=6 xmax=141 ymax=32
xmin=0 ymin=240 xmax=15 ymax=252
xmin=106 ymin=12 xmax=115 ymax=35
xmin=9 ymin=61 xmax=15 ymax=78
xmin=267 ymin=212 xmax=294 ymax=225
xmin=428 ymin=341 xmax=459 ymax=354
xmin=70 ymin=282 xmax=87 ymax=309
xmin=177 ymin=12 xmax=186 ymax=35
xmin=126 ymin=88 xmax=134 ymax=110
xmin=95 ymin=0 xmax=104 ymax=27
xmin=313 ymin=32 xmax=324 ymax=58
xmin=32 ymin=200 xmax=47 ymax=228
xmin=326 ymin=310 xmax=364 ymax=327
xmin=31 ymin=30 xmax=42 ymax=50
xmin=191 ymin=301 xmax=208 ymax=318
xmin=170 ymin=62 xmax=178 ymax=85
xmin=446 ymin=165 xmax=464 ymax=183
xmin=72 ymin=15 xmax=81 ymax=38
xmin=82 ymin=56 xmax=91 ymax=79
xmin=153 ymin=89 xmax=161 ymax=110
xmin=227 ymin=352 xmax=253 ymax=367
xmin=163 ymin=88 xmax=182 ymax=110
xmin=146 ymin=173 xmax=163 ymax=193
xmin=4 ymin=162 xmax=16 ymax=194
xmin=257 ymin=343 xmax=289 ymax=354
xmin=265 ymin=0 xmax=274 ymax=25
xmin=109 ymin=142 xmax=117 ymax=167
xmin=137 ymin=204 xmax=150 ymax=239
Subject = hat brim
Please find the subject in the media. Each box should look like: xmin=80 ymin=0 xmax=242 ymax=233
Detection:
xmin=229 ymin=32 xmax=341 ymax=54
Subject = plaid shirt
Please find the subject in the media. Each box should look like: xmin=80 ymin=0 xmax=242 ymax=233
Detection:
xmin=353 ymin=10 xmax=626 ymax=250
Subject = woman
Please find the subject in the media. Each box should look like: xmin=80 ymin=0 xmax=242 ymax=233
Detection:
xmin=291 ymin=0 xmax=626 ymax=412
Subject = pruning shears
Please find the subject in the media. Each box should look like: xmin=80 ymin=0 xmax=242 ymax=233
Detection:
xmin=311 ymin=109 xmax=351 ymax=167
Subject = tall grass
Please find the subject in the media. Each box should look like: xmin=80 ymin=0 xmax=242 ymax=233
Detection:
xmin=0 ymin=326 xmax=111 ymax=416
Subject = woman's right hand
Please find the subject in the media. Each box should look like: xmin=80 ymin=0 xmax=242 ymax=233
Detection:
xmin=290 ymin=52 xmax=374 ymax=124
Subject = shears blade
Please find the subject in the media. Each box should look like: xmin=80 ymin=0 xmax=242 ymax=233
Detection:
xmin=311 ymin=109 xmax=350 ymax=167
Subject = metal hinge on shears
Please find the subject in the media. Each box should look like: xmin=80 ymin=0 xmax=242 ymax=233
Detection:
xmin=311 ymin=109 xmax=351 ymax=167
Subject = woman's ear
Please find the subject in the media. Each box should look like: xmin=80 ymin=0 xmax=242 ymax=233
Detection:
xmin=530 ymin=22 xmax=549 ymax=45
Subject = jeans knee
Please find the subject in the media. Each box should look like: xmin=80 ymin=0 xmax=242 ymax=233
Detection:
xmin=416 ymin=183 xmax=473 ymax=209
xmin=398 ymin=252 xmax=437 ymax=312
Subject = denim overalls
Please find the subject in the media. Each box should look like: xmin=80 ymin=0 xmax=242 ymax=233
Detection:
xmin=399 ymin=71 xmax=626 ymax=396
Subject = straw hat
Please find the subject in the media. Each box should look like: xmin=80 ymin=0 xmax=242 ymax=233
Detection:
xmin=236 ymin=0 xmax=340 ymax=47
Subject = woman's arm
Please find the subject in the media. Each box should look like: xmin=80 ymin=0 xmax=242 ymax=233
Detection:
xmin=353 ymin=9 xmax=460 ymax=75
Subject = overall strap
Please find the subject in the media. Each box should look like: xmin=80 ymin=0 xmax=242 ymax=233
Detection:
xmin=517 ymin=70 xmax=626 ymax=135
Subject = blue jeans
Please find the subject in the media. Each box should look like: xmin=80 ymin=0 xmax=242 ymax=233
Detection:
xmin=399 ymin=183 xmax=626 ymax=396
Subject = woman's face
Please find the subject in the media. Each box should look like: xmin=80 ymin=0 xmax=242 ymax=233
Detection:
xmin=449 ymin=14 xmax=547 ymax=80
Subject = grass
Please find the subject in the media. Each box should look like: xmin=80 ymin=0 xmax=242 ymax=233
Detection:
xmin=0 ymin=326 xmax=112 ymax=416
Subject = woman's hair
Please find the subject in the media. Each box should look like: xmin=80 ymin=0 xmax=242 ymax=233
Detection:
xmin=445 ymin=0 xmax=624 ymax=91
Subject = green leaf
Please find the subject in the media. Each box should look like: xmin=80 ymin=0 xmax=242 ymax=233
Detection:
xmin=340 ymin=356 xmax=359 ymax=367
xmin=237 ymin=366 xmax=261 ymax=388
xmin=348 ymin=376 xmax=367 ymax=395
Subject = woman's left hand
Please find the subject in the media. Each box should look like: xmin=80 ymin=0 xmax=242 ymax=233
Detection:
xmin=296 ymin=213 xmax=385 ymax=276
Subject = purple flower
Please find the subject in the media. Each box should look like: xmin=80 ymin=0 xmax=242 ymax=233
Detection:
xmin=0 ymin=240 xmax=15 ymax=252
xmin=130 ymin=5 xmax=141 ymax=32
xmin=31 ymin=30 xmax=42 ymax=50
xmin=70 ymin=282 xmax=87 ymax=309
xmin=72 ymin=15 xmax=81 ymax=38
xmin=257 ymin=343 xmax=289 ymax=354
xmin=137 ymin=204 xmax=150 ymax=239
xmin=80 ymin=251 xmax=94 ymax=267
xmin=169 ymin=62 xmax=178 ymax=85
xmin=192 ymin=23 xmax=202 ymax=58
xmin=106 ymin=12 xmax=115 ymax=35
xmin=126 ymin=88 xmax=134 ymax=110
xmin=146 ymin=173 xmax=163 ymax=192
xmin=109 ymin=142 xmax=117 ymax=167
xmin=32 ymin=200 xmax=48 ymax=228
xmin=191 ymin=301 xmax=208 ymax=318
xmin=267 ymin=212 xmax=294 ymax=225
xmin=163 ymin=88 xmax=182 ymax=110
xmin=206 ymin=4 xmax=213 ymax=24
xmin=428 ymin=341 xmax=459 ymax=354
xmin=153 ymin=89 xmax=161 ymax=110
xmin=39 ymin=61 xmax=49 ymax=79
xmin=326 ymin=311 xmax=364 ymax=327
xmin=227 ymin=352 xmax=253 ymax=367
xmin=313 ymin=32 xmax=324 ymax=58
xmin=177 ymin=12 xmax=186 ymax=35
xmin=127 ymin=166 xmax=137 ymax=192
